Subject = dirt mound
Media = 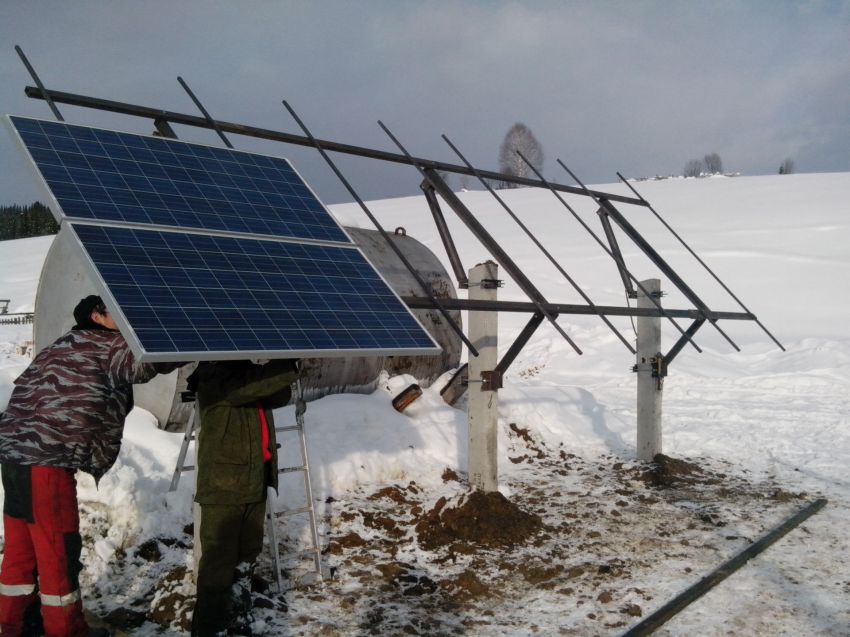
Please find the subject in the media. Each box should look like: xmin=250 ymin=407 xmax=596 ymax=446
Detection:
xmin=415 ymin=490 xmax=542 ymax=551
xmin=637 ymin=453 xmax=717 ymax=488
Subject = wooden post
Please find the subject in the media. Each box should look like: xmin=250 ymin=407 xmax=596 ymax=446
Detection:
xmin=467 ymin=261 xmax=499 ymax=491
xmin=636 ymin=279 xmax=662 ymax=461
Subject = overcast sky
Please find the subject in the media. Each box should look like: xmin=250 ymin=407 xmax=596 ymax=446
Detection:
xmin=1 ymin=1 xmax=848 ymax=206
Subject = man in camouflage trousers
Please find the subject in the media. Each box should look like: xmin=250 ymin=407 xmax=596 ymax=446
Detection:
xmin=0 ymin=295 xmax=179 ymax=637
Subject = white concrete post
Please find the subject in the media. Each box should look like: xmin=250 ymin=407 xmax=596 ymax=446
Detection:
xmin=467 ymin=261 xmax=499 ymax=491
xmin=636 ymin=278 xmax=662 ymax=462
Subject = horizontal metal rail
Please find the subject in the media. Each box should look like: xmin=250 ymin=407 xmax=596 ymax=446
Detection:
xmin=23 ymin=85 xmax=647 ymax=206
xmin=401 ymin=296 xmax=754 ymax=321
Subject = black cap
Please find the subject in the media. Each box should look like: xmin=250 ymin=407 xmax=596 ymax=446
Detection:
xmin=73 ymin=295 xmax=104 ymax=328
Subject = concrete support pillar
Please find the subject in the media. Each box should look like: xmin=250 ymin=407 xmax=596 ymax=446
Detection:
xmin=467 ymin=261 xmax=499 ymax=491
xmin=636 ymin=278 xmax=662 ymax=462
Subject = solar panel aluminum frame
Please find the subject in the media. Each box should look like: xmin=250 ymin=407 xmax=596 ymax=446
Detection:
xmin=4 ymin=115 xmax=356 ymax=246
xmin=63 ymin=220 xmax=441 ymax=363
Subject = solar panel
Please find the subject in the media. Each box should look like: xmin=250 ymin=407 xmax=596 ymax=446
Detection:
xmin=70 ymin=223 xmax=440 ymax=360
xmin=8 ymin=116 xmax=351 ymax=244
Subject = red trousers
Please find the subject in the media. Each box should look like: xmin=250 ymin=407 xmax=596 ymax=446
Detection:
xmin=0 ymin=465 xmax=88 ymax=637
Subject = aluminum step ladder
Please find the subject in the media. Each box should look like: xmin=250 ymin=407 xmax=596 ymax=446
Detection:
xmin=168 ymin=392 xmax=198 ymax=493
xmin=168 ymin=381 xmax=324 ymax=592
xmin=265 ymin=379 xmax=325 ymax=591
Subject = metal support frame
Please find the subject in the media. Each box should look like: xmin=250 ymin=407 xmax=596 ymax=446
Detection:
xmin=617 ymin=172 xmax=785 ymax=351
xmin=14 ymin=46 xmax=783 ymax=378
xmin=420 ymin=179 xmax=468 ymax=289
xmin=153 ymin=117 xmax=178 ymax=139
xmin=516 ymin=151 xmax=706 ymax=353
xmin=664 ymin=318 xmax=706 ymax=367
xmin=377 ymin=124 xmax=582 ymax=355
xmin=440 ymin=135 xmax=636 ymax=355
xmin=594 ymin=194 xmax=741 ymax=352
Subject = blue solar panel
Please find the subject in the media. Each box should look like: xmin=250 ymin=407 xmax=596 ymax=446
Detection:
xmin=9 ymin=116 xmax=351 ymax=244
xmin=70 ymin=223 xmax=439 ymax=359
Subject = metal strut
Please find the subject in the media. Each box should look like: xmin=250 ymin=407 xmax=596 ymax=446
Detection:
xmin=15 ymin=46 xmax=64 ymax=121
xmin=440 ymin=133 xmax=635 ymax=355
xmin=515 ymin=151 xmax=702 ymax=354
xmin=420 ymin=180 xmax=469 ymax=289
xmin=617 ymin=172 xmax=785 ymax=352
xmin=177 ymin=77 xmax=234 ymax=149
xmin=280 ymin=100 xmax=479 ymax=357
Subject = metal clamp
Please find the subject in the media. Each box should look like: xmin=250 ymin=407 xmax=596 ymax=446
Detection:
xmin=480 ymin=370 xmax=503 ymax=391
xmin=469 ymin=278 xmax=503 ymax=289
xmin=632 ymin=352 xmax=667 ymax=390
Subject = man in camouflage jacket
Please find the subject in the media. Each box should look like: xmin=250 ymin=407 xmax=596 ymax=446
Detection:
xmin=0 ymin=295 xmax=178 ymax=637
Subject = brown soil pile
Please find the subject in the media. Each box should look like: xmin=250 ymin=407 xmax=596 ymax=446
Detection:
xmin=415 ymin=490 xmax=542 ymax=551
xmin=638 ymin=453 xmax=714 ymax=488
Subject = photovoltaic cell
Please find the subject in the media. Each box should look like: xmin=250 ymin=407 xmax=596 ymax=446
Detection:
xmin=71 ymin=223 xmax=439 ymax=358
xmin=9 ymin=116 xmax=351 ymax=243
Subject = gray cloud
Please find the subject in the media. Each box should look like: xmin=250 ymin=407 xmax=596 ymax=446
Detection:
xmin=2 ymin=0 xmax=848 ymax=207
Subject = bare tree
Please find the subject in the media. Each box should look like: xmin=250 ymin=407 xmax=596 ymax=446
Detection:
xmin=703 ymin=152 xmax=723 ymax=174
xmin=779 ymin=158 xmax=795 ymax=175
xmin=498 ymin=122 xmax=544 ymax=188
xmin=683 ymin=159 xmax=703 ymax=177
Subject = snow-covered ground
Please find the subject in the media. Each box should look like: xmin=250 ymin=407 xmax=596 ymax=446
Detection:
xmin=1 ymin=173 xmax=849 ymax=636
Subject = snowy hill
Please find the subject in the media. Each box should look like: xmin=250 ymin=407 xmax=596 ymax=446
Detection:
xmin=1 ymin=173 xmax=849 ymax=635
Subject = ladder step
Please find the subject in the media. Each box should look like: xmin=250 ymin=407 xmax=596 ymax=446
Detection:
xmin=273 ymin=505 xmax=313 ymax=517
xmin=275 ymin=425 xmax=302 ymax=433
xmin=280 ymin=548 xmax=320 ymax=561
xmin=180 ymin=465 xmax=195 ymax=472
xmin=278 ymin=465 xmax=306 ymax=474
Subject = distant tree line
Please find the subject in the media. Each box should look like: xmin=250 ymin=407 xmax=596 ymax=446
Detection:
xmin=779 ymin=158 xmax=795 ymax=175
xmin=683 ymin=152 xmax=723 ymax=177
xmin=0 ymin=202 xmax=58 ymax=241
